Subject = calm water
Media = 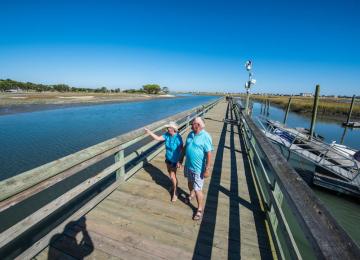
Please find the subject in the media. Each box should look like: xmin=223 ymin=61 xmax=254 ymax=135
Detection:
xmin=0 ymin=95 xmax=217 ymax=180
xmin=251 ymin=101 xmax=360 ymax=245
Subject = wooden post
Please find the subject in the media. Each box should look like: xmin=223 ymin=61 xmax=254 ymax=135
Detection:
xmin=186 ymin=115 xmax=191 ymax=128
xmin=340 ymin=127 xmax=348 ymax=145
xmin=283 ymin=97 xmax=292 ymax=125
xmin=345 ymin=95 xmax=356 ymax=125
xmin=265 ymin=100 xmax=268 ymax=114
xmin=115 ymin=149 xmax=125 ymax=180
xmin=309 ymin=85 xmax=320 ymax=139
xmin=267 ymin=100 xmax=270 ymax=115
xmin=264 ymin=100 xmax=267 ymax=115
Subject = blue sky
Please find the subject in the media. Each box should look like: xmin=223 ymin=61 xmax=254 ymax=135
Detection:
xmin=0 ymin=0 xmax=359 ymax=95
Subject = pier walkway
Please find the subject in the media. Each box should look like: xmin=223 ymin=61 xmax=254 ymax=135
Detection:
xmin=35 ymin=100 xmax=275 ymax=259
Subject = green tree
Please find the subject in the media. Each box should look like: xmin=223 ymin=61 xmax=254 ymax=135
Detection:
xmin=53 ymin=84 xmax=70 ymax=92
xmin=142 ymin=84 xmax=161 ymax=94
xmin=123 ymin=88 xmax=138 ymax=93
xmin=100 ymin=86 xmax=108 ymax=93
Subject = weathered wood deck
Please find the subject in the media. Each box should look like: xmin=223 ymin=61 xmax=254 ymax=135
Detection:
xmin=35 ymin=101 xmax=275 ymax=259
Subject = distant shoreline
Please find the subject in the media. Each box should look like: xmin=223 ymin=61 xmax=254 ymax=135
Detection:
xmin=0 ymin=92 xmax=176 ymax=116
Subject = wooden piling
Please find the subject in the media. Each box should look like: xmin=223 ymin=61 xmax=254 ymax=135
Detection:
xmin=340 ymin=127 xmax=348 ymax=145
xmin=283 ymin=97 xmax=292 ymax=125
xmin=309 ymin=85 xmax=320 ymax=139
xmin=345 ymin=95 xmax=356 ymax=125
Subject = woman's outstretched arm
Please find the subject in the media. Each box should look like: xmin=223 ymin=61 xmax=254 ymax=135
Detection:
xmin=144 ymin=128 xmax=165 ymax=141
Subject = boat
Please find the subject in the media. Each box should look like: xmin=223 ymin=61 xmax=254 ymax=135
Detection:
xmin=258 ymin=118 xmax=360 ymax=198
xmin=265 ymin=119 xmax=324 ymax=140
xmin=342 ymin=121 xmax=360 ymax=128
xmin=330 ymin=141 xmax=358 ymax=157
xmin=294 ymin=127 xmax=325 ymax=140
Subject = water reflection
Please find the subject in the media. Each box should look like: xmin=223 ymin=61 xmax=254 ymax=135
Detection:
xmin=340 ymin=127 xmax=349 ymax=144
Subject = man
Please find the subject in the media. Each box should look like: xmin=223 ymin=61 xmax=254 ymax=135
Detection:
xmin=178 ymin=117 xmax=213 ymax=220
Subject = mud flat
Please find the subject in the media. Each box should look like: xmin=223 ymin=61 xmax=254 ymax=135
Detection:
xmin=0 ymin=92 xmax=175 ymax=115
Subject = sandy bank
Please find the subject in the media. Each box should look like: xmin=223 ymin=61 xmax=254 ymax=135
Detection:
xmin=0 ymin=92 xmax=175 ymax=116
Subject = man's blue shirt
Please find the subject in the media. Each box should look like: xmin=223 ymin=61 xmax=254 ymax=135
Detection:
xmin=162 ymin=132 xmax=183 ymax=163
xmin=185 ymin=130 xmax=213 ymax=174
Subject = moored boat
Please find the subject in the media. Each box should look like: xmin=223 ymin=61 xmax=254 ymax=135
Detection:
xmin=258 ymin=118 xmax=360 ymax=198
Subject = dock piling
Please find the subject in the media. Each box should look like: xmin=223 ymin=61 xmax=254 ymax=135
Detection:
xmin=283 ymin=97 xmax=292 ymax=125
xmin=345 ymin=95 xmax=356 ymax=125
xmin=309 ymin=85 xmax=320 ymax=139
xmin=340 ymin=127 xmax=348 ymax=145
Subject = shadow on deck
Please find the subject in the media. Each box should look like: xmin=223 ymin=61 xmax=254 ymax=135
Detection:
xmin=193 ymin=103 xmax=272 ymax=259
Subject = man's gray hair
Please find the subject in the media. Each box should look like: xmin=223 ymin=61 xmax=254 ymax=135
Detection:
xmin=193 ymin=117 xmax=205 ymax=128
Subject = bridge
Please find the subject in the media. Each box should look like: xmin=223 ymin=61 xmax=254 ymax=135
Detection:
xmin=0 ymin=98 xmax=359 ymax=259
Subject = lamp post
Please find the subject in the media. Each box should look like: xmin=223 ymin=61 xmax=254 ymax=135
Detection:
xmin=244 ymin=60 xmax=256 ymax=115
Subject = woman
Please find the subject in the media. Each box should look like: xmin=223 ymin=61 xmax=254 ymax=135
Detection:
xmin=144 ymin=121 xmax=183 ymax=202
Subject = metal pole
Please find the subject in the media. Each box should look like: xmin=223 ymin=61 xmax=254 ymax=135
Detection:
xmin=345 ymin=95 xmax=356 ymax=125
xmin=245 ymin=91 xmax=250 ymax=115
xmin=283 ymin=97 xmax=292 ymax=125
xmin=309 ymin=85 xmax=320 ymax=139
xmin=244 ymin=61 xmax=254 ymax=115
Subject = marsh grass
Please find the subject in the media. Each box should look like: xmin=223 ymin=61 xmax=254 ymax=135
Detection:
xmin=251 ymin=95 xmax=360 ymax=119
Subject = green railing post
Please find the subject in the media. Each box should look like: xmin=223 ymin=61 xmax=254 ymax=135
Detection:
xmin=115 ymin=149 xmax=125 ymax=180
xmin=309 ymin=84 xmax=320 ymax=139
xmin=283 ymin=97 xmax=292 ymax=125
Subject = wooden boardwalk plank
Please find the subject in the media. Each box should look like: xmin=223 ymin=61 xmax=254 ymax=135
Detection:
xmin=35 ymin=100 xmax=275 ymax=260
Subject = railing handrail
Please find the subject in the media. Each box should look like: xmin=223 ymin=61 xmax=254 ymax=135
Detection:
xmin=0 ymin=98 xmax=222 ymax=204
xmin=232 ymin=98 xmax=360 ymax=259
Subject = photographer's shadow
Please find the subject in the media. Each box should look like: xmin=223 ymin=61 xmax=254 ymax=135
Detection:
xmin=48 ymin=217 xmax=94 ymax=259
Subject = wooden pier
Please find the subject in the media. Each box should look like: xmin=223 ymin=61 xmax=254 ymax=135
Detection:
xmin=2 ymin=98 xmax=359 ymax=260
xmin=34 ymin=100 xmax=275 ymax=259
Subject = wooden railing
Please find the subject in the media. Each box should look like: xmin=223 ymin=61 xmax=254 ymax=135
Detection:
xmin=231 ymin=97 xmax=360 ymax=260
xmin=0 ymin=97 xmax=223 ymax=259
